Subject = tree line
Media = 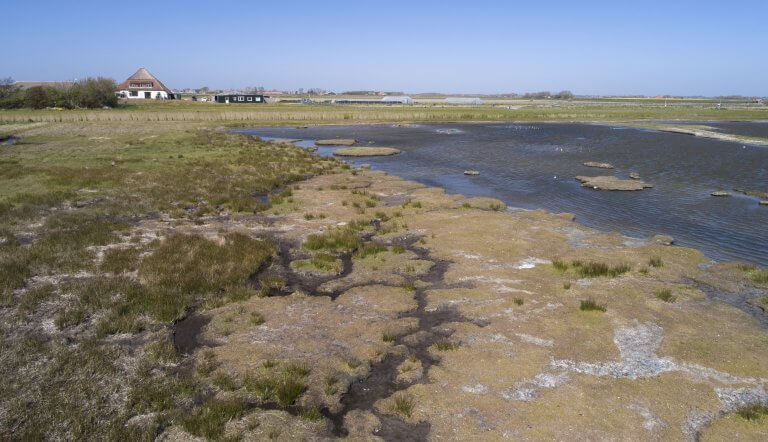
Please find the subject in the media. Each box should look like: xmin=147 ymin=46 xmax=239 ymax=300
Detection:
xmin=0 ymin=77 xmax=118 ymax=109
xmin=522 ymin=90 xmax=574 ymax=99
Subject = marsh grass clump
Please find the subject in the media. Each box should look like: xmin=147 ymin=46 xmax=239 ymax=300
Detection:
xmin=18 ymin=283 xmax=56 ymax=313
xmin=736 ymin=404 xmax=768 ymax=421
xmin=553 ymin=259 xmax=630 ymax=278
xmin=182 ymin=397 xmax=247 ymax=439
xmin=300 ymin=408 xmax=323 ymax=421
xmin=580 ymin=298 xmax=607 ymax=312
xmin=435 ymin=339 xmax=460 ymax=351
xmin=563 ymin=282 xmax=572 ymax=290
xmin=303 ymin=226 xmax=361 ymax=253
xmin=212 ymin=372 xmax=238 ymax=391
xmin=356 ymin=243 xmax=387 ymax=259
xmin=250 ymin=312 xmax=265 ymax=326
xmin=392 ymin=245 xmax=406 ymax=254
xmin=513 ymin=297 xmax=524 ymax=306
xmin=382 ymin=332 xmax=396 ymax=343
xmin=552 ymin=259 xmax=569 ymax=272
xmin=140 ymin=232 xmax=273 ymax=296
xmin=196 ymin=350 xmax=219 ymax=377
xmin=244 ymin=361 xmax=310 ymax=408
xmin=739 ymin=265 xmax=768 ymax=285
xmin=656 ymin=288 xmax=676 ymax=303
xmin=291 ymin=253 xmax=342 ymax=274
xmin=100 ymin=246 xmax=142 ymax=274
xmin=324 ymin=375 xmax=339 ymax=395
xmin=390 ymin=392 xmax=415 ymax=418
xmin=648 ymin=256 xmax=663 ymax=268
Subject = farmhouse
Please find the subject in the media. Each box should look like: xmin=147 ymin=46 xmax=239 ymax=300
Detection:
xmin=214 ymin=93 xmax=267 ymax=104
xmin=117 ymin=67 xmax=173 ymax=99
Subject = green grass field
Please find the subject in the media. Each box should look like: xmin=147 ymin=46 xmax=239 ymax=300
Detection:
xmin=1 ymin=98 xmax=766 ymax=125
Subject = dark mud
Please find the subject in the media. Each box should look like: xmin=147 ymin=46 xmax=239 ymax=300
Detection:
xmin=173 ymin=314 xmax=213 ymax=354
xmin=687 ymin=278 xmax=768 ymax=328
xmin=243 ymin=226 xmax=485 ymax=439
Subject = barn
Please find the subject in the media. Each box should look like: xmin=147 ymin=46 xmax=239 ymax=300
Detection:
xmin=117 ymin=68 xmax=173 ymax=99
xmin=381 ymin=95 xmax=413 ymax=104
xmin=214 ymin=94 xmax=267 ymax=104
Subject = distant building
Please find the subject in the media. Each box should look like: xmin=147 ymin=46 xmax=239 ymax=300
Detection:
xmin=444 ymin=97 xmax=483 ymax=104
xmin=381 ymin=95 xmax=413 ymax=104
xmin=214 ymin=93 xmax=267 ymax=104
xmin=117 ymin=67 xmax=173 ymax=99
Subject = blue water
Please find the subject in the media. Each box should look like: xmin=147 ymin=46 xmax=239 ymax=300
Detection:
xmin=237 ymin=123 xmax=768 ymax=266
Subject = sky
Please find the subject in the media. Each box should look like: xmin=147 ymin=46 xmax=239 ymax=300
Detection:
xmin=3 ymin=0 xmax=767 ymax=96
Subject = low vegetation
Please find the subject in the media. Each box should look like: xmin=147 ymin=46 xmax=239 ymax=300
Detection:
xmin=0 ymin=124 xmax=339 ymax=439
xmin=580 ymin=298 xmax=607 ymax=312
xmin=389 ymin=392 xmax=415 ymax=418
xmin=739 ymin=265 xmax=768 ymax=285
xmin=656 ymin=288 xmax=676 ymax=303
xmin=735 ymin=404 xmax=768 ymax=421
xmin=552 ymin=259 xmax=631 ymax=278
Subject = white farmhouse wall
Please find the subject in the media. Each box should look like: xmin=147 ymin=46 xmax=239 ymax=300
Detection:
xmin=118 ymin=90 xmax=169 ymax=99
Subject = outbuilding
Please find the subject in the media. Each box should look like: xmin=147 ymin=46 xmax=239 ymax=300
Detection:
xmin=117 ymin=67 xmax=173 ymax=99
xmin=214 ymin=94 xmax=267 ymax=104
xmin=381 ymin=95 xmax=413 ymax=104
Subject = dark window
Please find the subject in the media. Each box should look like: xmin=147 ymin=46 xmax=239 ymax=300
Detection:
xmin=129 ymin=91 xmax=138 ymax=97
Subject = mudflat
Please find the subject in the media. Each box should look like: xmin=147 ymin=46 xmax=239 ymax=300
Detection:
xmin=1 ymin=120 xmax=767 ymax=440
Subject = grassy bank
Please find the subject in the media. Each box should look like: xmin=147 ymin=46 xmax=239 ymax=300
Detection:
xmin=0 ymin=121 xmax=341 ymax=439
xmin=1 ymin=98 xmax=767 ymax=125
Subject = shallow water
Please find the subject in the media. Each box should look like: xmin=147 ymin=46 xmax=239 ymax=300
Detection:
xmin=237 ymin=123 xmax=768 ymax=266
xmin=672 ymin=120 xmax=768 ymax=139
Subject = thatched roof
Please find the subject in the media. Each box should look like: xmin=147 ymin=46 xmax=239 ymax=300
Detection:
xmin=117 ymin=67 xmax=170 ymax=92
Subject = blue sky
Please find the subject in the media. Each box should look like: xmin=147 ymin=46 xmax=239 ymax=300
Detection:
xmin=3 ymin=0 xmax=767 ymax=95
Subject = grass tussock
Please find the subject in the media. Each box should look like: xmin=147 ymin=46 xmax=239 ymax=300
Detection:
xmin=552 ymin=259 xmax=630 ymax=278
xmin=736 ymin=404 xmax=768 ymax=421
xmin=244 ymin=361 xmax=310 ymax=408
xmin=656 ymin=288 xmax=676 ymax=303
xmin=390 ymin=392 xmax=415 ymax=418
xmin=303 ymin=225 xmax=362 ymax=253
xmin=739 ymin=265 xmax=768 ymax=285
xmin=182 ymin=397 xmax=248 ymax=439
xmin=580 ymin=298 xmax=607 ymax=312
xmin=355 ymin=243 xmax=387 ymax=259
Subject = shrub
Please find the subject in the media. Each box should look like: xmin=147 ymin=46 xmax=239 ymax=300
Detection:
xmin=580 ymin=298 xmax=606 ymax=312
xmin=648 ymin=256 xmax=663 ymax=268
xmin=513 ymin=297 xmax=524 ymax=305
